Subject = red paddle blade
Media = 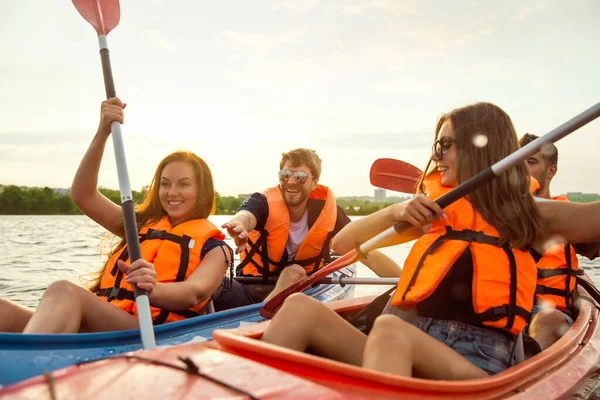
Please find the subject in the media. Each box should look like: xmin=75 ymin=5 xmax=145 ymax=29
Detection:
xmin=260 ymin=250 xmax=361 ymax=318
xmin=370 ymin=158 xmax=422 ymax=194
xmin=72 ymin=0 xmax=120 ymax=36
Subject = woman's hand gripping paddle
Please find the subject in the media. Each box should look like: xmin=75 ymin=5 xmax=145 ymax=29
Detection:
xmin=261 ymin=102 xmax=600 ymax=319
xmin=72 ymin=0 xmax=156 ymax=350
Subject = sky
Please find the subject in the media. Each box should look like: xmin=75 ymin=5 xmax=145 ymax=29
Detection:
xmin=1 ymin=0 xmax=599 ymax=197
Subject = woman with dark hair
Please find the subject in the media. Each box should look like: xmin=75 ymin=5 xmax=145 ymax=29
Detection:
xmin=0 ymin=98 xmax=233 ymax=333
xmin=260 ymin=102 xmax=546 ymax=379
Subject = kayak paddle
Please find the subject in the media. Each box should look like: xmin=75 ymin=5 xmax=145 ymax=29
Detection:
xmin=235 ymin=276 xmax=399 ymax=286
xmin=370 ymin=158 xmax=422 ymax=193
xmin=72 ymin=0 xmax=156 ymax=349
xmin=261 ymin=102 xmax=600 ymax=318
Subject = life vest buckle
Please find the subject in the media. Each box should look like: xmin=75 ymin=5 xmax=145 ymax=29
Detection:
xmin=535 ymin=285 xmax=547 ymax=295
xmin=106 ymin=287 xmax=123 ymax=301
xmin=456 ymin=229 xmax=482 ymax=242
xmin=148 ymin=229 xmax=166 ymax=239
xmin=490 ymin=305 xmax=508 ymax=320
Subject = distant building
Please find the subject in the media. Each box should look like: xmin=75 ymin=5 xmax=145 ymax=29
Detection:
xmin=52 ymin=188 xmax=70 ymax=196
xmin=374 ymin=188 xmax=386 ymax=202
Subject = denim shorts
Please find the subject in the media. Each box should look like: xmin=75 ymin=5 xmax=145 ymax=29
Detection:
xmin=411 ymin=316 xmax=517 ymax=376
xmin=211 ymin=277 xmax=271 ymax=312
xmin=524 ymin=304 xmax=575 ymax=333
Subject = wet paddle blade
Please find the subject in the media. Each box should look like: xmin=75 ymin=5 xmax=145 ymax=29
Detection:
xmin=72 ymin=0 xmax=120 ymax=35
xmin=260 ymin=250 xmax=362 ymax=318
xmin=370 ymin=158 xmax=422 ymax=194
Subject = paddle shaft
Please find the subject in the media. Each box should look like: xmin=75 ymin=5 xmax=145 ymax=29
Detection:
xmin=98 ymin=35 xmax=156 ymax=350
xmin=235 ymin=276 xmax=399 ymax=286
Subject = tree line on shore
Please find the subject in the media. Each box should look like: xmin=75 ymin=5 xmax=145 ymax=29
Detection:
xmin=1 ymin=185 xmax=598 ymax=216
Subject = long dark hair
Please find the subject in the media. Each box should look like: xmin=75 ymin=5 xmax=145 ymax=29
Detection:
xmin=417 ymin=102 xmax=544 ymax=250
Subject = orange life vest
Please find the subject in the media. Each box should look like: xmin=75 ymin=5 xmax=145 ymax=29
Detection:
xmin=97 ymin=216 xmax=225 ymax=325
xmin=391 ymin=172 xmax=537 ymax=336
xmin=535 ymin=195 xmax=579 ymax=310
xmin=238 ymin=185 xmax=337 ymax=279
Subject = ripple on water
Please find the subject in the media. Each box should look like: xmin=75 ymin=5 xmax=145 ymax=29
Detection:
xmin=1 ymin=215 xmax=599 ymax=307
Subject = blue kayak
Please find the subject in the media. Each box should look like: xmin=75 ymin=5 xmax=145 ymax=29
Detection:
xmin=0 ymin=265 xmax=356 ymax=387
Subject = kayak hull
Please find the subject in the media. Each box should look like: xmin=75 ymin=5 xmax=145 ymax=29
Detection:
xmin=0 ymin=265 xmax=356 ymax=387
xmin=214 ymin=284 xmax=600 ymax=399
xmin=2 ymin=273 xmax=598 ymax=399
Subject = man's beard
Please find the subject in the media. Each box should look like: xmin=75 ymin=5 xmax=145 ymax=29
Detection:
xmin=281 ymin=184 xmax=309 ymax=207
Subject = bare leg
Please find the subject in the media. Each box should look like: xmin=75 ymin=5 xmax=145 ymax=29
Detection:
xmin=261 ymin=293 xmax=367 ymax=366
xmin=364 ymin=315 xmax=488 ymax=379
xmin=264 ymin=264 xmax=307 ymax=302
xmin=0 ymin=298 xmax=34 ymax=332
xmin=23 ymin=280 xmax=140 ymax=334
xmin=528 ymin=309 xmax=570 ymax=350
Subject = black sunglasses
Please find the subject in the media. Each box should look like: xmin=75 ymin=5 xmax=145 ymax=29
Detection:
xmin=432 ymin=137 xmax=456 ymax=160
xmin=278 ymin=169 xmax=311 ymax=185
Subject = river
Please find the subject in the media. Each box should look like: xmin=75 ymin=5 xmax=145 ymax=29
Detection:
xmin=1 ymin=215 xmax=598 ymax=308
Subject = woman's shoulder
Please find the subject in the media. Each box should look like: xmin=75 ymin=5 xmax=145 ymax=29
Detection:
xmin=201 ymin=237 xmax=231 ymax=259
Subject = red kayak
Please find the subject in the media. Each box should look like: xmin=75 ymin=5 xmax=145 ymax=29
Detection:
xmin=2 ymin=279 xmax=599 ymax=399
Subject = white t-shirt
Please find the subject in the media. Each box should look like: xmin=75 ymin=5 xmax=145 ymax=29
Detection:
xmin=286 ymin=209 xmax=309 ymax=261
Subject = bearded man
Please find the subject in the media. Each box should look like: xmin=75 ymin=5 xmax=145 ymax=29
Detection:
xmin=213 ymin=148 xmax=398 ymax=311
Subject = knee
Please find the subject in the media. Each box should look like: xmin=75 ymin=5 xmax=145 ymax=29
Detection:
xmin=279 ymin=265 xmax=307 ymax=282
xmin=279 ymin=293 xmax=322 ymax=318
xmin=531 ymin=309 xmax=566 ymax=329
xmin=282 ymin=293 xmax=318 ymax=311
xmin=530 ymin=309 xmax=570 ymax=336
xmin=42 ymin=280 xmax=79 ymax=300
xmin=369 ymin=314 xmax=411 ymax=348
xmin=371 ymin=314 xmax=407 ymax=332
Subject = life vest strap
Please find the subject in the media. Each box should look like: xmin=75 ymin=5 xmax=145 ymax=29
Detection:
xmin=442 ymin=228 xmax=503 ymax=246
xmin=292 ymin=231 xmax=335 ymax=276
xmin=97 ymin=287 xmax=135 ymax=302
xmin=475 ymin=304 xmax=530 ymax=325
xmin=401 ymin=234 xmax=449 ymax=301
xmin=152 ymin=299 xmax=213 ymax=326
xmin=401 ymin=226 xmax=524 ymax=332
xmin=535 ymin=285 xmax=576 ymax=297
xmin=237 ymin=234 xmax=270 ymax=279
xmin=238 ymin=232 xmax=289 ymax=280
xmin=537 ymin=268 xmax=579 ymax=278
xmin=140 ymin=228 xmax=185 ymax=244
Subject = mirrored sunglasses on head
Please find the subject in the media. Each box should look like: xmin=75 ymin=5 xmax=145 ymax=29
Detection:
xmin=278 ymin=169 xmax=310 ymax=185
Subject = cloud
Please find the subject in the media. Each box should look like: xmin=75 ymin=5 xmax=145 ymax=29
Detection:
xmin=517 ymin=1 xmax=548 ymax=20
xmin=273 ymin=0 xmax=319 ymax=15
xmin=371 ymin=78 xmax=450 ymax=95
xmin=219 ymin=29 xmax=305 ymax=57
xmin=0 ymin=131 xmax=89 ymax=146
xmin=338 ymin=0 xmax=423 ymax=17
xmin=320 ymin=131 xmax=431 ymax=150
xmin=141 ymin=29 xmax=172 ymax=51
